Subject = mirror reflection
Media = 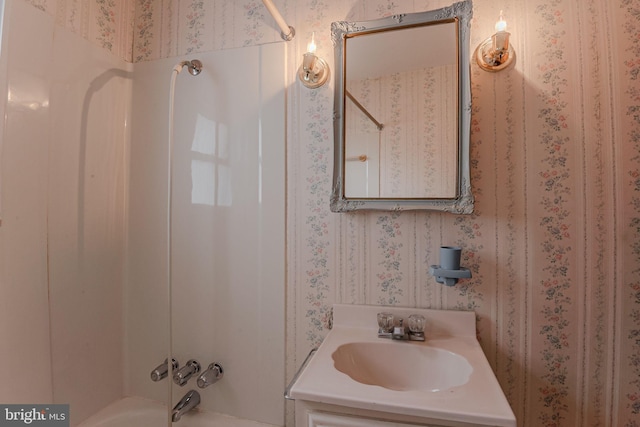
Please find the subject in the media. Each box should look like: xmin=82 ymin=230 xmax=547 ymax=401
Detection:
xmin=344 ymin=22 xmax=458 ymax=199
xmin=331 ymin=0 xmax=474 ymax=213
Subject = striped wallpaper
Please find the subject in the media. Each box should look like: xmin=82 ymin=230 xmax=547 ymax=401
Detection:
xmin=285 ymin=1 xmax=640 ymax=425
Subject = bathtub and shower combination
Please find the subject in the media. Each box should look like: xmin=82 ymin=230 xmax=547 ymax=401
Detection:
xmin=78 ymin=44 xmax=287 ymax=427
xmin=83 ymin=0 xmax=291 ymax=423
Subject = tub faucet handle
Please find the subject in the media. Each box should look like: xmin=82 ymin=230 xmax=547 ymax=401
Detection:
xmin=197 ymin=363 xmax=223 ymax=388
xmin=173 ymin=359 xmax=201 ymax=386
xmin=150 ymin=358 xmax=179 ymax=382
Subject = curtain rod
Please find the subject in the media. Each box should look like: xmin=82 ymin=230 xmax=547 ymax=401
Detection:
xmin=346 ymin=90 xmax=384 ymax=131
xmin=262 ymin=0 xmax=295 ymax=41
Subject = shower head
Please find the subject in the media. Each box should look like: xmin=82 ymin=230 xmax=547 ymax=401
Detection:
xmin=186 ymin=60 xmax=202 ymax=76
xmin=175 ymin=59 xmax=203 ymax=76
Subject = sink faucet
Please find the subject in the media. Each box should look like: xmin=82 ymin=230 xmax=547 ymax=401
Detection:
xmin=392 ymin=318 xmax=406 ymax=340
xmin=172 ymin=390 xmax=200 ymax=422
xmin=377 ymin=312 xmax=426 ymax=341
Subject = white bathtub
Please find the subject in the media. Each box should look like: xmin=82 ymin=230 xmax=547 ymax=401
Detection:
xmin=78 ymin=397 xmax=279 ymax=427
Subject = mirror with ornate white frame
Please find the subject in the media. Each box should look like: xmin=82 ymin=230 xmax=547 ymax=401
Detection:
xmin=330 ymin=0 xmax=474 ymax=213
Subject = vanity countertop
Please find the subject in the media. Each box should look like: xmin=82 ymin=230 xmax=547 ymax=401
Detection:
xmin=289 ymin=304 xmax=516 ymax=427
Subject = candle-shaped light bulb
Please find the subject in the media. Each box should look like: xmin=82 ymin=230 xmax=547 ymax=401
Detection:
xmin=492 ymin=10 xmax=509 ymax=52
xmin=495 ymin=10 xmax=507 ymax=32
xmin=302 ymin=32 xmax=317 ymax=73
xmin=307 ymin=32 xmax=317 ymax=53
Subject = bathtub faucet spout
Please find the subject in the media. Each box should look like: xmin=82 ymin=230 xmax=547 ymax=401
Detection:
xmin=172 ymin=390 xmax=200 ymax=422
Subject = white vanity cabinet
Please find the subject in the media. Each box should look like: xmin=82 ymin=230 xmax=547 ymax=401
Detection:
xmin=295 ymin=400 xmax=502 ymax=427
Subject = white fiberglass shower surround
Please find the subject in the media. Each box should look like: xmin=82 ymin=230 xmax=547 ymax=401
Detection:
xmin=126 ymin=45 xmax=285 ymax=426
xmin=0 ymin=1 xmax=285 ymax=426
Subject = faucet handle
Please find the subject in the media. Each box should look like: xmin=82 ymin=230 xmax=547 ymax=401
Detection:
xmin=408 ymin=314 xmax=426 ymax=332
xmin=408 ymin=314 xmax=426 ymax=341
xmin=377 ymin=312 xmax=394 ymax=333
xmin=197 ymin=363 xmax=224 ymax=388
xmin=150 ymin=358 xmax=179 ymax=382
xmin=173 ymin=359 xmax=201 ymax=386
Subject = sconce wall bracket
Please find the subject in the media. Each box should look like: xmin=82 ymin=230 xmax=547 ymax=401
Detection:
xmin=298 ymin=55 xmax=329 ymax=89
xmin=475 ymin=36 xmax=515 ymax=72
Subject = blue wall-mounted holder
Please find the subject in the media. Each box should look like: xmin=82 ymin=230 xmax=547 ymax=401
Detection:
xmin=429 ymin=265 xmax=472 ymax=287
xmin=429 ymin=246 xmax=472 ymax=286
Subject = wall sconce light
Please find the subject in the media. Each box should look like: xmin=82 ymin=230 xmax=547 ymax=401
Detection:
xmin=298 ymin=32 xmax=329 ymax=88
xmin=475 ymin=10 xmax=515 ymax=72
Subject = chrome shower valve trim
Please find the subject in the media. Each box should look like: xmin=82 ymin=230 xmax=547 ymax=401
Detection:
xmin=173 ymin=359 xmax=201 ymax=386
xmin=150 ymin=358 xmax=179 ymax=382
xmin=197 ymin=363 xmax=224 ymax=388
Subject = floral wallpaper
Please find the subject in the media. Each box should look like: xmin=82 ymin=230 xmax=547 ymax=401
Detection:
xmin=22 ymin=0 xmax=135 ymax=61
xmin=21 ymin=0 xmax=640 ymax=425
xmin=621 ymin=0 xmax=640 ymax=420
xmin=346 ymin=65 xmax=457 ymax=198
xmin=131 ymin=0 xmax=285 ymax=62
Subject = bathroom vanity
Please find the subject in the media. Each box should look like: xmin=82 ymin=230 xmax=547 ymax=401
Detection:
xmin=287 ymin=304 xmax=516 ymax=427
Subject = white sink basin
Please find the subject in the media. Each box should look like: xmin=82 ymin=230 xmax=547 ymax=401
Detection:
xmin=332 ymin=341 xmax=472 ymax=392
